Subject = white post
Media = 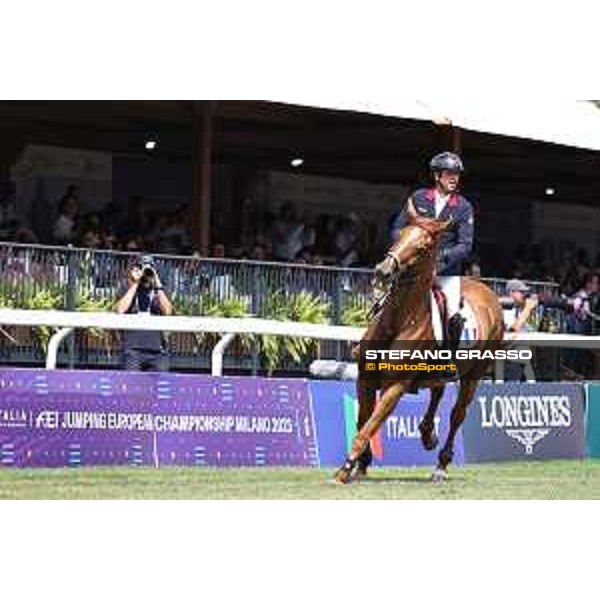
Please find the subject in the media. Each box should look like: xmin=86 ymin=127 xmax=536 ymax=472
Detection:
xmin=46 ymin=327 xmax=74 ymax=369
xmin=211 ymin=333 xmax=236 ymax=377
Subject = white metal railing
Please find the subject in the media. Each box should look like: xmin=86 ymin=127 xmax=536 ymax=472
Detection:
xmin=0 ymin=309 xmax=363 ymax=375
xmin=0 ymin=308 xmax=597 ymax=378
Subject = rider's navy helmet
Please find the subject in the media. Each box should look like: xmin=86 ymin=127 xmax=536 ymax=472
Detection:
xmin=430 ymin=152 xmax=464 ymax=173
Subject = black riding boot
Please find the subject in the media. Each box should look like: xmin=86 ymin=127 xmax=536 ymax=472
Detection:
xmin=438 ymin=313 xmax=465 ymax=381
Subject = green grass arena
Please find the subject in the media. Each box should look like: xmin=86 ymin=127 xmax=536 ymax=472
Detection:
xmin=1 ymin=460 xmax=599 ymax=499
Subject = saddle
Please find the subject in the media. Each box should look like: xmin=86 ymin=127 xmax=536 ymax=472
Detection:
xmin=357 ymin=281 xmax=471 ymax=357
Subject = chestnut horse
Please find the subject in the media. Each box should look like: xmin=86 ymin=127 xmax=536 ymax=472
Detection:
xmin=334 ymin=211 xmax=504 ymax=484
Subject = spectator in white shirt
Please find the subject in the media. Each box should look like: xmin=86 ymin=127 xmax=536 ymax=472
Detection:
xmin=53 ymin=192 xmax=79 ymax=243
xmin=270 ymin=203 xmax=305 ymax=261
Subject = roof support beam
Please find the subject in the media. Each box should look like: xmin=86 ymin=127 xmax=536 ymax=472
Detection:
xmin=191 ymin=101 xmax=216 ymax=254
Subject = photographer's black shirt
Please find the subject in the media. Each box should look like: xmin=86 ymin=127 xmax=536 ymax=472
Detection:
xmin=117 ymin=283 xmax=166 ymax=352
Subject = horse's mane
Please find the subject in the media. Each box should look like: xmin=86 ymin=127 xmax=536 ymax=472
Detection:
xmin=410 ymin=215 xmax=448 ymax=237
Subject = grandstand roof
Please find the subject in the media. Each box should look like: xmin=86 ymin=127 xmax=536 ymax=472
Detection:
xmin=0 ymin=100 xmax=599 ymax=204
xmin=276 ymin=99 xmax=600 ymax=151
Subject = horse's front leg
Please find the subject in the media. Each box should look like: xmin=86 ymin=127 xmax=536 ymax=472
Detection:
xmin=433 ymin=379 xmax=478 ymax=482
xmin=419 ymin=386 xmax=445 ymax=451
xmin=334 ymin=381 xmax=408 ymax=484
xmin=355 ymin=379 xmax=378 ymax=478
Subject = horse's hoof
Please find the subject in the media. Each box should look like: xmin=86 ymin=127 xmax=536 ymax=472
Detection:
xmin=353 ymin=468 xmax=368 ymax=481
xmin=333 ymin=468 xmax=353 ymax=485
xmin=431 ymin=468 xmax=448 ymax=483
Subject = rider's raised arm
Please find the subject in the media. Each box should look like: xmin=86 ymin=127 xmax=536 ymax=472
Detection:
xmin=441 ymin=202 xmax=474 ymax=268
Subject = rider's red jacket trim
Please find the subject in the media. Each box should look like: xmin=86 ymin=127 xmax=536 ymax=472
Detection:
xmin=390 ymin=188 xmax=474 ymax=276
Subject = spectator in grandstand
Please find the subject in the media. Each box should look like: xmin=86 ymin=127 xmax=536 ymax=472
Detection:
xmin=99 ymin=201 xmax=120 ymax=236
xmin=14 ymin=225 xmax=38 ymax=244
xmin=81 ymin=228 xmax=102 ymax=249
xmin=101 ymin=233 xmax=118 ymax=250
xmin=269 ymin=202 xmax=305 ymax=261
xmin=301 ymin=212 xmax=317 ymax=249
xmin=123 ymin=236 xmax=143 ymax=253
xmin=156 ymin=206 xmax=191 ymax=255
xmin=314 ymin=214 xmax=335 ymax=249
xmin=556 ymin=250 xmax=581 ymax=295
xmin=114 ymin=255 xmax=173 ymax=372
xmin=52 ymin=191 xmax=79 ymax=243
xmin=311 ymin=251 xmax=325 ymax=266
xmin=250 ymin=242 xmax=269 ymax=261
xmin=148 ymin=213 xmax=171 ymax=253
xmin=229 ymin=245 xmax=247 ymax=260
xmin=333 ymin=213 xmax=361 ymax=267
xmin=118 ymin=195 xmax=150 ymax=240
xmin=211 ymin=242 xmax=226 ymax=258
xmin=296 ymin=246 xmax=316 ymax=264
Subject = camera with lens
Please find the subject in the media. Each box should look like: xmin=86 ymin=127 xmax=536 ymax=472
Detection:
xmin=143 ymin=265 xmax=156 ymax=278
xmin=137 ymin=255 xmax=157 ymax=286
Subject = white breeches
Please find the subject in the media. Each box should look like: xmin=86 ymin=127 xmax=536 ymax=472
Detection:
xmin=437 ymin=275 xmax=461 ymax=316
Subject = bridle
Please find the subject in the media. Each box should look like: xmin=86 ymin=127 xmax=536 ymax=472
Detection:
xmin=367 ymin=233 xmax=434 ymax=320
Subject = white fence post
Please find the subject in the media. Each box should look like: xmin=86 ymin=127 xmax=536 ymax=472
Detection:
xmin=211 ymin=333 xmax=237 ymax=377
xmin=46 ymin=327 xmax=74 ymax=369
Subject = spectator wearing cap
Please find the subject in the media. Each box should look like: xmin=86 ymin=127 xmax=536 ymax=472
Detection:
xmin=502 ymin=278 xmax=538 ymax=382
xmin=114 ymin=255 xmax=173 ymax=372
xmin=503 ymin=279 xmax=538 ymax=334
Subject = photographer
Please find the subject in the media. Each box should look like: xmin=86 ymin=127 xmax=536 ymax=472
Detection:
xmin=563 ymin=273 xmax=599 ymax=378
xmin=569 ymin=273 xmax=599 ymax=335
xmin=115 ymin=255 xmax=173 ymax=372
xmin=502 ymin=279 xmax=538 ymax=381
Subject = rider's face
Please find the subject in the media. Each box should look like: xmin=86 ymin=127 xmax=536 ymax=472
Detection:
xmin=436 ymin=170 xmax=461 ymax=194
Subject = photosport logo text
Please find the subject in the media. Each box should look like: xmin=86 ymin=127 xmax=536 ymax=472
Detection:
xmin=477 ymin=393 xmax=572 ymax=454
xmin=359 ymin=345 xmax=532 ymax=380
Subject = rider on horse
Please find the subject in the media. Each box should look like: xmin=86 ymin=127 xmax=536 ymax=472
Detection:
xmin=390 ymin=151 xmax=474 ymax=350
xmin=335 ymin=156 xmax=499 ymax=483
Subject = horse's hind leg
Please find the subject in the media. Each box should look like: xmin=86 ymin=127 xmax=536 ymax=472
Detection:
xmin=355 ymin=380 xmax=378 ymax=477
xmin=433 ymin=379 xmax=478 ymax=482
xmin=334 ymin=381 xmax=407 ymax=484
xmin=419 ymin=386 xmax=445 ymax=451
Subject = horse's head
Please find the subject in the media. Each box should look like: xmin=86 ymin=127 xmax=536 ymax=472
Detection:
xmin=375 ymin=209 xmax=451 ymax=285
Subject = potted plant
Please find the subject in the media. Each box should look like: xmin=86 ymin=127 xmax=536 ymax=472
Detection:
xmin=261 ymin=290 xmax=330 ymax=374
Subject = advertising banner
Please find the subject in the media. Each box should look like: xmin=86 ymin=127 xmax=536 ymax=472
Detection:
xmin=0 ymin=369 xmax=318 ymax=468
xmin=309 ymin=381 xmax=464 ymax=467
xmin=585 ymin=384 xmax=600 ymax=458
xmin=462 ymin=382 xmax=586 ymax=462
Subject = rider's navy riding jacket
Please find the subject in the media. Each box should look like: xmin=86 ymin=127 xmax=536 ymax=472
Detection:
xmin=390 ymin=188 xmax=474 ymax=276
